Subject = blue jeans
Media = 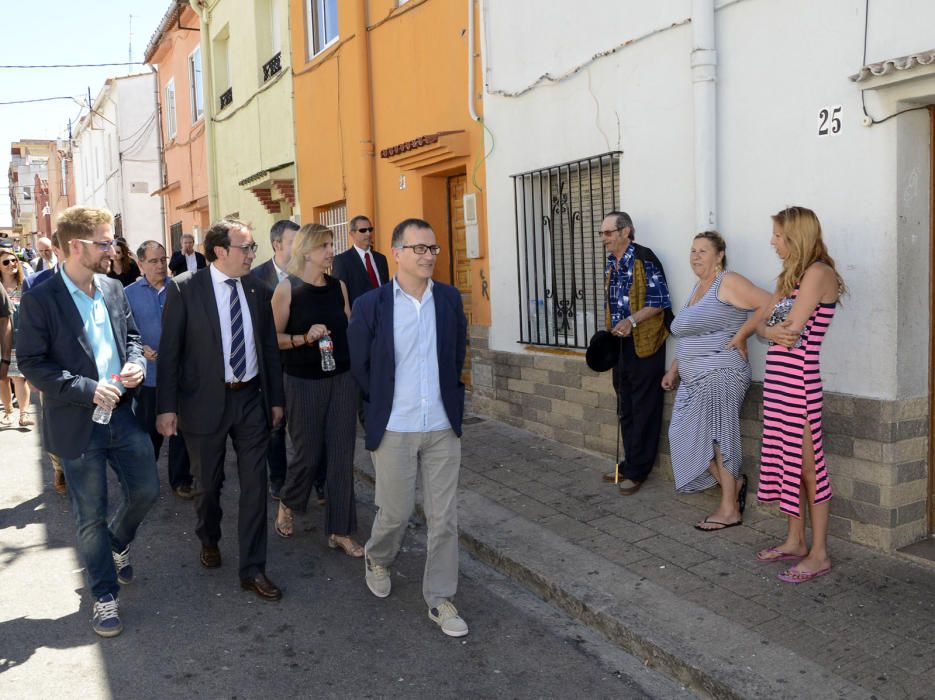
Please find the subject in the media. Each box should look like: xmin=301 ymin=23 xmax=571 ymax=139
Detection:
xmin=60 ymin=402 xmax=159 ymax=599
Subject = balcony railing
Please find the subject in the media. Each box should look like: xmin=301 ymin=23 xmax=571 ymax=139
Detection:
xmin=262 ymin=52 xmax=282 ymax=82
xmin=219 ymin=87 xmax=233 ymax=110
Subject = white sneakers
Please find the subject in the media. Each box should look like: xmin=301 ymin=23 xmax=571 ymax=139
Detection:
xmin=364 ymin=555 xmax=391 ymax=598
xmin=428 ymin=600 xmax=469 ymax=637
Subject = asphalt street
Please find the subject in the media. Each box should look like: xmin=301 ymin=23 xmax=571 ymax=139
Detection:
xmin=0 ymin=422 xmax=692 ymax=699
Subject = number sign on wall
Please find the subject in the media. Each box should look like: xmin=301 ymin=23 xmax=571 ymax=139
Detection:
xmin=818 ymin=106 xmax=842 ymax=137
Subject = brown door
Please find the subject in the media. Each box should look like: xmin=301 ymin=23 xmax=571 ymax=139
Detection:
xmin=448 ymin=174 xmax=472 ymax=387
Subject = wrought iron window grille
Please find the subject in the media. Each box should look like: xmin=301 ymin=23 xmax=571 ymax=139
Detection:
xmin=512 ymin=151 xmax=622 ymax=349
xmin=262 ymin=52 xmax=282 ymax=82
xmin=219 ymin=87 xmax=233 ymax=110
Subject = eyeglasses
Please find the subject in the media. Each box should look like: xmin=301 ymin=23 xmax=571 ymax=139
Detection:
xmin=145 ymin=257 xmax=169 ymax=264
xmin=397 ymin=244 xmax=441 ymax=255
xmin=229 ymin=242 xmax=258 ymax=254
xmin=1 ymin=259 xmax=17 ymax=267
xmin=355 ymin=227 xmax=374 ymax=234
xmin=76 ymin=239 xmax=116 ymax=251
xmin=599 ymin=227 xmax=622 ymax=235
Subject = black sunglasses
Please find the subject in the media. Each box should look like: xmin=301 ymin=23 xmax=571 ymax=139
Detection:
xmin=1 ymin=258 xmax=18 ymax=267
xmin=355 ymin=227 xmax=374 ymax=233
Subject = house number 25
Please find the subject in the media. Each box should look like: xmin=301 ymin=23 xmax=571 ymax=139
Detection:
xmin=818 ymin=106 xmax=842 ymax=136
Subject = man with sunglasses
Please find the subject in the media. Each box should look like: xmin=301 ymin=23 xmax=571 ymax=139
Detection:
xmin=331 ymin=215 xmax=389 ymax=310
xmin=157 ymin=218 xmax=285 ymax=602
xmin=348 ymin=218 xmax=469 ymax=637
xmin=16 ymin=206 xmax=159 ymax=638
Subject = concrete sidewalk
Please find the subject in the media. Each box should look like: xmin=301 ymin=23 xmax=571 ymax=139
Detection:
xmin=354 ymin=415 xmax=935 ymax=700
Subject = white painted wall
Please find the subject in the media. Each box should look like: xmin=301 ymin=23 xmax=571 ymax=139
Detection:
xmin=480 ymin=0 xmax=932 ymax=400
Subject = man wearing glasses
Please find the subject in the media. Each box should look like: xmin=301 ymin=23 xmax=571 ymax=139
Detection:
xmin=348 ymin=217 xmax=469 ymax=637
xmin=331 ymin=215 xmax=389 ymax=309
xmin=156 ymin=219 xmax=285 ymax=602
xmin=125 ymin=240 xmax=194 ymax=500
xmin=599 ymin=211 xmax=672 ymax=496
xmin=17 ymin=206 xmax=159 ymax=638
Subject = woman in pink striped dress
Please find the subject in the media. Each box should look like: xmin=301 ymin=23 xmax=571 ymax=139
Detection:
xmin=755 ymin=206 xmax=846 ymax=584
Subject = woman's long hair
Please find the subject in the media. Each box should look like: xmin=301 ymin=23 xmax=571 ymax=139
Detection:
xmin=286 ymin=223 xmax=333 ymax=277
xmin=0 ymin=251 xmax=25 ymax=288
xmin=772 ymin=206 xmax=846 ymax=298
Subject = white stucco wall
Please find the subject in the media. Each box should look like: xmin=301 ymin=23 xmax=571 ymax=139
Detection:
xmin=480 ymin=0 xmax=932 ymax=400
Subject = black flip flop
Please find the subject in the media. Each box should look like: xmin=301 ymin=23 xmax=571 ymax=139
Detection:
xmin=694 ymin=517 xmax=743 ymax=532
xmin=737 ymin=474 xmax=748 ymax=514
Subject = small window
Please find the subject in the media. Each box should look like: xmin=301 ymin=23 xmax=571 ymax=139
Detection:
xmin=22 ymin=186 xmax=31 ymax=200
xmin=189 ymin=48 xmax=204 ymax=123
xmin=306 ymin=0 xmax=338 ymax=57
xmin=165 ymin=78 xmax=177 ymax=139
xmin=318 ymin=201 xmax=348 ymax=253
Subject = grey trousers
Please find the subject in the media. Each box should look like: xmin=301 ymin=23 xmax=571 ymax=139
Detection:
xmin=366 ymin=429 xmax=461 ymax=608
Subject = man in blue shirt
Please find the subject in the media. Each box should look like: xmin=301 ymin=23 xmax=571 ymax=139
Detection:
xmin=17 ymin=206 xmax=159 ymax=638
xmin=348 ymin=218 xmax=469 ymax=638
xmin=600 ymin=211 xmax=672 ymax=495
xmin=125 ymin=241 xmax=194 ymax=499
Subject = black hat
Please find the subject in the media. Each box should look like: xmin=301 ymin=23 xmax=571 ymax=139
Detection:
xmin=585 ymin=330 xmax=621 ymax=373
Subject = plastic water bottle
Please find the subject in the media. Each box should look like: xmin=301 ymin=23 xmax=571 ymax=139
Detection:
xmin=92 ymin=374 xmax=124 ymax=425
xmin=319 ymin=335 xmax=336 ymax=372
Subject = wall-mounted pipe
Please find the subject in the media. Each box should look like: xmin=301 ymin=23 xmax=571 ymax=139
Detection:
xmin=691 ymin=0 xmax=717 ymax=230
xmin=468 ymin=0 xmax=479 ymax=122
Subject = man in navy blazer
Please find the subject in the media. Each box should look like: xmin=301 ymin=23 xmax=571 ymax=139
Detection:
xmin=168 ymin=233 xmax=206 ymax=276
xmin=17 ymin=206 xmax=159 ymax=638
xmin=348 ymin=217 xmax=469 ymax=637
xmin=331 ymin=215 xmax=389 ymax=309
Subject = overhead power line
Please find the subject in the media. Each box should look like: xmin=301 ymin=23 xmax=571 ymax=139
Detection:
xmin=0 ymin=62 xmax=146 ymax=69
xmin=0 ymin=96 xmax=84 ymax=106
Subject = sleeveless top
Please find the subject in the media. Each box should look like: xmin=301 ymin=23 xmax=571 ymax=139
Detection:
xmin=670 ymin=272 xmax=750 ymax=383
xmin=282 ymin=274 xmax=350 ymax=379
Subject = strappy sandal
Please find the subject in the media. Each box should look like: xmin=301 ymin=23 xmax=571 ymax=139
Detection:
xmin=0 ymin=410 xmax=12 ymax=427
xmin=18 ymin=410 xmax=34 ymax=427
xmin=737 ymin=474 xmax=748 ymax=514
xmin=275 ymin=505 xmax=294 ymax=539
xmin=328 ymin=534 xmax=364 ymax=558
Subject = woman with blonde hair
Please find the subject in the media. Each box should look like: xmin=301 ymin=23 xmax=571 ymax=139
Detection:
xmin=271 ymin=224 xmax=363 ymax=556
xmin=755 ymin=206 xmax=845 ymax=583
xmin=0 ymin=248 xmax=33 ymax=427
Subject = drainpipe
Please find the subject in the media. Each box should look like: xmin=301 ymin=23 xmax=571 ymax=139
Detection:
xmin=189 ymin=0 xmax=219 ymax=220
xmin=148 ymin=65 xmax=169 ymax=249
xmin=356 ymin=0 xmax=376 ymax=221
xmin=467 ymin=0 xmax=479 ymax=122
xmin=691 ymin=0 xmax=717 ymax=230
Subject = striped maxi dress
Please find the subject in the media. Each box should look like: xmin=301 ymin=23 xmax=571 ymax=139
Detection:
xmin=756 ymin=285 xmax=837 ymax=518
xmin=668 ymin=272 xmax=752 ymax=492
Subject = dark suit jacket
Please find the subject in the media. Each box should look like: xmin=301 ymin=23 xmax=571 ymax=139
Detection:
xmin=347 ymin=280 xmax=467 ymax=451
xmin=17 ymin=271 xmax=145 ymax=459
xmin=168 ymin=250 xmax=206 ymax=277
xmin=156 ymin=267 xmax=285 ymax=435
xmin=331 ymin=247 xmax=389 ymax=309
xmin=249 ymin=258 xmax=282 ymax=293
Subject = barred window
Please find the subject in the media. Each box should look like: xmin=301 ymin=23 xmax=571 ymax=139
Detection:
xmin=170 ymin=222 xmax=183 ymax=252
xmin=319 ymin=201 xmax=348 ymax=253
xmin=512 ymin=152 xmax=621 ymax=349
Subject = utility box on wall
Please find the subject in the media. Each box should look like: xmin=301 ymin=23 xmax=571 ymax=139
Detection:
xmin=463 ymin=193 xmax=481 ymax=258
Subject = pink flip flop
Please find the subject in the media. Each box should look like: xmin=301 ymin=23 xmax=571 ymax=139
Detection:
xmin=755 ymin=546 xmax=803 ymax=563
xmin=777 ymin=566 xmax=832 ymax=584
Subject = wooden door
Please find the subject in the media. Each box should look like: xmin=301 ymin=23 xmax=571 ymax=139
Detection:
xmin=448 ymin=174 xmax=472 ymax=387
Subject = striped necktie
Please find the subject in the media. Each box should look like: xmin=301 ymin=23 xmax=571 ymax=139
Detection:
xmin=225 ymin=279 xmax=246 ymax=380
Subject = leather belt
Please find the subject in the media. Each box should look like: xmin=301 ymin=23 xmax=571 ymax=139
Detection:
xmin=225 ymin=377 xmax=258 ymax=391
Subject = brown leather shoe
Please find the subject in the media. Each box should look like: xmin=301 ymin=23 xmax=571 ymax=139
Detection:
xmin=174 ymin=483 xmax=195 ymax=500
xmin=53 ymin=470 xmax=67 ymax=496
xmin=241 ymin=572 xmax=282 ymax=601
xmin=200 ymin=545 xmax=221 ymax=569
xmin=618 ymin=478 xmax=643 ymax=496
xmin=602 ymin=470 xmax=621 ymax=483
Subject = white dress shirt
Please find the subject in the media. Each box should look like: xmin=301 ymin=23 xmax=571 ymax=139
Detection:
xmin=185 ymin=252 xmax=198 ymax=272
xmin=353 ymin=245 xmax=382 ymax=285
xmin=210 ymin=264 xmax=259 ymax=382
xmin=272 ymin=259 xmax=288 ymax=283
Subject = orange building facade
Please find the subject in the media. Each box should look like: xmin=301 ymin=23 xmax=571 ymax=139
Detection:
xmin=288 ymin=0 xmax=491 ymax=341
xmin=145 ymin=2 xmax=210 ymax=252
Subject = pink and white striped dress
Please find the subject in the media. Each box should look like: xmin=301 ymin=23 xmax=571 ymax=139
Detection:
xmin=757 ymin=285 xmax=836 ymax=518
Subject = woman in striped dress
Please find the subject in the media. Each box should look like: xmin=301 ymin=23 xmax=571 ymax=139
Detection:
xmin=755 ymin=206 xmax=845 ymax=583
xmin=663 ymin=232 xmax=771 ymax=530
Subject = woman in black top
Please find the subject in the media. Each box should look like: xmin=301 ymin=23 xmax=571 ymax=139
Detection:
xmin=107 ymin=238 xmax=140 ymax=286
xmin=271 ymin=223 xmax=362 ymax=557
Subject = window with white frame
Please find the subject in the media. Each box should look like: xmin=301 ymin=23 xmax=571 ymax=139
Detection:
xmin=165 ymin=78 xmax=177 ymax=139
xmin=189 ymin=47 xmax=204 ymax=122
xmin=319 ymin=201 xmax=348 ymax=253
xmin=306 ymin=0 xmax=338 ymax=57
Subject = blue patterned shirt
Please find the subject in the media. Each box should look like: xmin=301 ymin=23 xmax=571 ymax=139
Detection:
xmin=606 ymin=243 xmax=671 ymax=326
xmin=125 ymin=275 xmax=170 ymax=387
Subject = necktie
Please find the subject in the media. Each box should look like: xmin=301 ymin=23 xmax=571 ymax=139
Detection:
xmin=365 ymin=251 xmax=379 ymax=289
xmin=225 ymin=279 xmax=246 ymax=381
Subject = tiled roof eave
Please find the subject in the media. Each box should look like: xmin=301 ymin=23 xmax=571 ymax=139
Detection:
xmin=850 ymin=48 xmax=935 ymax=82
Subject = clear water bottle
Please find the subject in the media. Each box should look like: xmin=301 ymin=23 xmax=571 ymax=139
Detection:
xmin=319 ymin=335 xmax=336 ymax=372
xmin=92 ymin=374 xmax=124 ymax=425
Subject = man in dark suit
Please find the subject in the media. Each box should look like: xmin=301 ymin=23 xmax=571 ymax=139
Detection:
xmin=331 ymin=215 xmax=389 ymax=309
xmin=348 ymin=217 xmax=469 ymax=637
xmin=17 ymin=206 xmax=159 ymax=638
xmin=168 ymin=233 xmax=206 ymax=276
xmin=157 ymin=218 xmax=285 ymax=602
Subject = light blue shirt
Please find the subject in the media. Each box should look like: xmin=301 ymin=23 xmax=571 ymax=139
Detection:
xmin=386 ymin=278 xmax=450 ymax=433
xmin=125 ymin=275 xmax=169 ymax=387
xmin=61 ymin=269 xmax=122 ymax=383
